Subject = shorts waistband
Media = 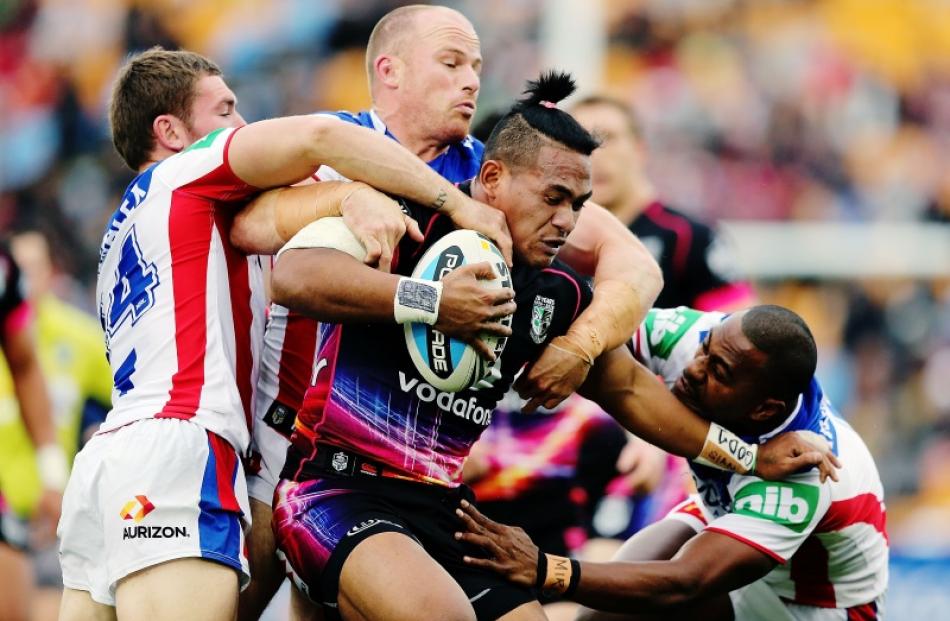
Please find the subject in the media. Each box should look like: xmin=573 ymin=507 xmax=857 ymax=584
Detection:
xmin=282 ymin=444 xmax=406 ymax=482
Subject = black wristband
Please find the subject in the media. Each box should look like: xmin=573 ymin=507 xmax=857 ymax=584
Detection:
xmin=535 ymin=551 xmax=548 ymax=591
xmin=564 ymin=559 xmax=581 ymax=598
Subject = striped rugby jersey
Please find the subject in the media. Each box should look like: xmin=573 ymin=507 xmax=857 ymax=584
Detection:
xmin=633 ymin=307 xmax=888 ymax=609
xmin=96 ymin=127 xmax=267 ymax=452
xmin=252 ymin=109 xmax=482 ymax=458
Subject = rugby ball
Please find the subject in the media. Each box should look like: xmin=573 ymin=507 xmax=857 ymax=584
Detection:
xmin=404 ymin=230 xmax=513 ymax=393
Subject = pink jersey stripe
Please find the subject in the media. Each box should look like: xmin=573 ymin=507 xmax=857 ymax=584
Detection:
xmin=160 ymin=193 xmax=213 ymax=418
xmin=209 ymin=432 xmax=240 ymax=512
xmin=276 ymin=312 xmax=319 ymax=411
xmin=790 ymin=535 xmax=837 ymax=607
xmin=705 ymin=527 xmax=785 ymax=564
xmin=215 ymin=213 xmax=254 ymax=431
xmin=642 ymin=202 xmax=692 ymax=276
xmin=816 ymin=493 xmax=888 ymax=544
xmin=541 ymin=268 xmax=582 ymax=322
xmin=692 ymin=282 xmax=756 ymax=312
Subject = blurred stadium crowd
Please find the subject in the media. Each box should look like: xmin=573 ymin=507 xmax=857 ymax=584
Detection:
xmin=1 ymin=0 xmax=949 ymax=580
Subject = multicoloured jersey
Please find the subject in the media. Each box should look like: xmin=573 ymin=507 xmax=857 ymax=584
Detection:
xmin=250 ymin=109 xmax=483 ymax=483
xmin=0 ymin=249 xmax=30 ymax=341
xmin=470 ymin=394 xmax=622 ymax=503
xmin=631 ymin=202 xmax=754 ymax=311
xmin=284 ymin=196 xmax=592 ymax=487
xmin=0 ymin=295 xmax=112 ymax=516
xmin=95 ymin=127 xmax=267 ymax=453
xmin=633 ymin=307 xmax=889 ymax=609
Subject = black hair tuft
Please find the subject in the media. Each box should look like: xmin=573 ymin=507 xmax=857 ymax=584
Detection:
xmin=520 ymin=70 xmax=577 ymax=108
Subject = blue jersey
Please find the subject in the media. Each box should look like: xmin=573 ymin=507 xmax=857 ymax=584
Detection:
xmin=315 ymin=110 xmax=483 ymax=183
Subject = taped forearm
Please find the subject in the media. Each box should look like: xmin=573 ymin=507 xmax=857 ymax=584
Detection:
xmin=563 ymin=280 xmax=646 ymax=363
xmin=233 ymin=181 xmax=364 ymax=254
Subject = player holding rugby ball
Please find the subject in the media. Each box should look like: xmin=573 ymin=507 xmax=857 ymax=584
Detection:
xmin=268 ymin=72 xmax=836 ymax=621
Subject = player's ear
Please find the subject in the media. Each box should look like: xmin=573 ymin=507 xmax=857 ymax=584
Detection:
xmin=478 ymin=160 xmax=504 ymax=201
xmin=153 ymin=114 xmax=189 ymax=153
xmin=376 ymin=55 xmax=402 ymax=88
xmin=750 ymin=398 xmax=785 ymax=424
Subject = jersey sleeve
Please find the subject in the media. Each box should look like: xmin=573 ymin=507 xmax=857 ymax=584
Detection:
xmin=153 ymin=127 xmax=259 ymax=204
xmin=630 ymin=307 xmax=724 ymax=385
xmin=704 ymin=471 xmax=831 ymax=564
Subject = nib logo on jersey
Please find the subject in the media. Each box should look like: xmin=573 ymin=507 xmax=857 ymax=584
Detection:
xmin=120 ymin=495 xmax=190 ymax=540
xmin=733 ymin=482 xmax=819 ymax=533
xmin=398 ymin=371 xmax=493 ymax=426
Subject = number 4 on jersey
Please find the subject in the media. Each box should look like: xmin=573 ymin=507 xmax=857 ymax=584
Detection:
xmin=108 ymin=227 xmax=159 ymax=336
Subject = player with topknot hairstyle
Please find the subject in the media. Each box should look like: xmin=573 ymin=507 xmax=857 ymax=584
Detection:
xmin=267 ymin=71 xmax=837 ymax=621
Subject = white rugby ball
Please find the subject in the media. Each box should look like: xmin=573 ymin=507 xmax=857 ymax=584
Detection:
xmin=404 ymin=229 xmax=513 ymax=393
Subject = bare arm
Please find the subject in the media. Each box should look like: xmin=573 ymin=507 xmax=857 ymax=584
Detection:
xmin=3 ymin=321 xmax=64 ymax=541
xmin=579 ymin=346 xmax=839 ymax=480
xmin=3 ymin=325 xmax=56 ymax=448
xmin=456 ymin=501 xmax=774 ymax=613
xmin=559 ymin=202 xmax=663 ymax=336
xmin=227 ymin=116 xmax=512 ymax=262
xmin=270 ymin=248 xmax=516 ymax=359
xmin=578 ymin=346 xmax=708 ymax=459
xmin=231 ymin=182 xmax=422 ymax=272
xmin=515 ymin=203 xmax=662 ymax=411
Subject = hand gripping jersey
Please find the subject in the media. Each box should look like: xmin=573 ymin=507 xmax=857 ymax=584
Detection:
xmin=632 ymin=307 xmax=888 ymax=610
xmin=95 ymin=127 xmax=267 ymax=453
xmin=283 ymin=196 xmax=592 ymax=487
xmin=249 ymin=110 xmax=484 ymax=494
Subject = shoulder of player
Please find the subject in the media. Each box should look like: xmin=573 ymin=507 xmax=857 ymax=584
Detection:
xmin=314 ymin=110 xmax=370 ymax=127
xmin=152 ymin=127 xmax=236 ymax=186
xmin=525 ymin=259 xmax=592 ymax=321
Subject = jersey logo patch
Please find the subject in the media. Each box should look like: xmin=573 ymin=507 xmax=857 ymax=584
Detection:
xmin=645 ymin=307 xmax=703 ymax=359
xmin=331 ymin=451 xmax=349 ymax=472
xmin=119 ymin=495 xmax=155 ymax=523
xmin=733 ymin=481 xmax=819 ymax=533
xmin=530 ymin=295 xmax=555 ymax=344
xmin=183 ymin=127 xmax=226 ymax=152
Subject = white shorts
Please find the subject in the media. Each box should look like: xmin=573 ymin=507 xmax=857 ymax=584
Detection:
xmin=246 ymin=397 xmax=292 ymax=505
xmin=730 ymin=580 xmax=886 ymax=620
xmin=58 ymin=418 xmax=251 ymax=606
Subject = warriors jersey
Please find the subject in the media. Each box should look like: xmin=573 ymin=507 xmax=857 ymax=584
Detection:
xmin=284 ymin=197 xmax=592 ymax=487
xmin=95 ymin=127 xmax=267 ymax=452
xmin=633 ymin=307 xmax=888 ymax=609
xmin=251 ymin=110 xmax=483 ymax=483
xmin=631 ymin=202 xmax=754 ymax=311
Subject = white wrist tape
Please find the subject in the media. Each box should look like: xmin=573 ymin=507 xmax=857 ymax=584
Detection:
xmin=37 ymin=443 xmax=69 ymax=492
xmin=276 ymin=217 xmax=368 ymax=262
xmin=394 ymin=277 xmax=443 ymax=325
xmin=695 ymin=422 xmax=757 ymax=475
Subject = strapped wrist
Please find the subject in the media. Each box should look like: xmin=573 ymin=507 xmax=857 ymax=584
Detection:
xmin=37 ymin=443 xmax=69 ymax=492
xmin=394 ymin=277 xmax=443 ymax=325
xmin=537 ymin=553 xmax=581 ymax=600
xmin=695 ymin=422 xmax=758 ymax=475
xmin=551 ymin=331 xmax=597 ymax=366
